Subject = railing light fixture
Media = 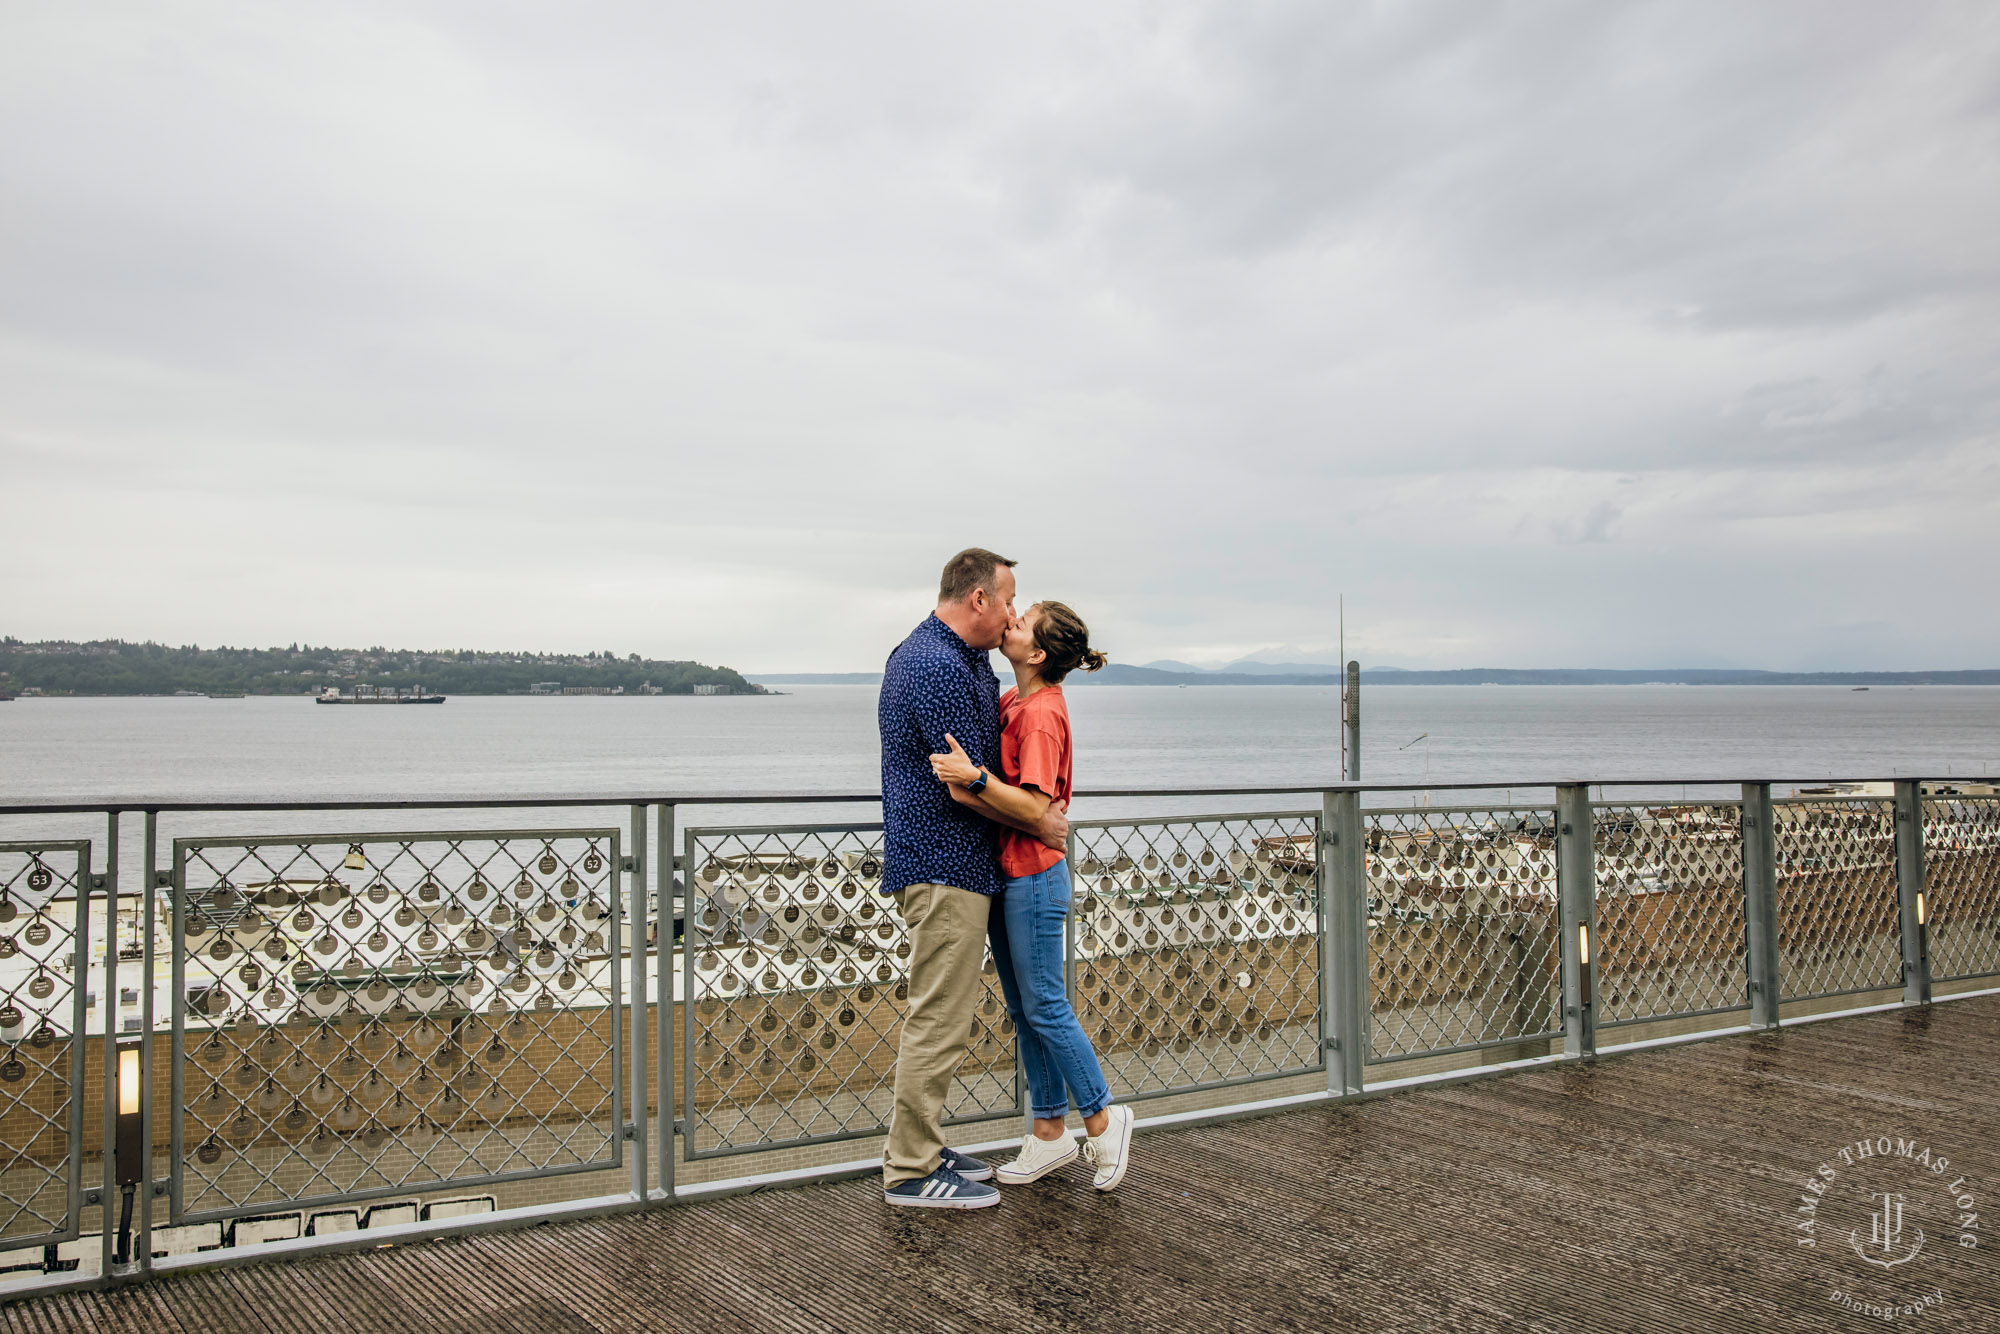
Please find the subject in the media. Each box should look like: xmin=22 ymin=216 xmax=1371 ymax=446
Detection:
xmin=117 ymin=1046 xmax=139 ymax=1116
xmin=1916 ymin=891 xmax=1925 ymax=925
xmin=114 ymin=1040 xmax=145 ymax=1262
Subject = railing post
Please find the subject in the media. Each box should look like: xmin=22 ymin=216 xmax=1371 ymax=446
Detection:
xmin=1555 ymin=785 xmax=1597 ymax=1058
xmin=1740 ymin=783 xmax=1781 ymax=1029
xmin=1893 ymin=780 xmax=1932 ymax=1006
xmin=137 ymin=810 xmax=158 ymax=1273
xmin=655 ymin=803 xmax=676 ymax=1200
xmin=1320 ymin=789 xmax=1366 ymax=1096
xmin=100 ymin=812 xmax=119 ymax=1277
xmin=628 ymin=804 xmax=648 ymax=1199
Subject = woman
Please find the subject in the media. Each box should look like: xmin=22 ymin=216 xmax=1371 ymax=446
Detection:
xmin=929 ymin=601 xmax=1131 ymax=1191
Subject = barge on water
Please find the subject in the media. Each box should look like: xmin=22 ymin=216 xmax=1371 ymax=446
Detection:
xmin=317 ymin=686 xmax=445 ymax=704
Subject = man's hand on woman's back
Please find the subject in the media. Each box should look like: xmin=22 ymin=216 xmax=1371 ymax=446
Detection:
xmin=1035 ymin=799 xmax=1069 ymax=851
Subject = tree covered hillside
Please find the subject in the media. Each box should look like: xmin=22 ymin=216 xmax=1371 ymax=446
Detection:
xmin=0 ymin=640 xmax=760 ymax=697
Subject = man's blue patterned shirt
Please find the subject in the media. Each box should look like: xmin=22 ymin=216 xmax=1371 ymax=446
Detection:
xmin=878 ymin=613 xmax=1003 ymax=897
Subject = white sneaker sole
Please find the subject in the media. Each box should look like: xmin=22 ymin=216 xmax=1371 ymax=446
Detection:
xmin=1090 ymin=1109 xmax=1134 ymax=1192
xmin=994 ymin=1140 xmax=1079 ymax=1185
xmin=883 ymin=1189 xmax=1000 ymax=1209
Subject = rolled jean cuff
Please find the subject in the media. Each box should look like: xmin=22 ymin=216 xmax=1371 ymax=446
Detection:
xmin=1032 ymin=1100 xmax=1071 ymax=1120
xmin=1076 ymin=1094 xmax=1112 ymax=1119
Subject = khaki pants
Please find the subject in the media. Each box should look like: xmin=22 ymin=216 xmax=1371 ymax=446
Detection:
xmin=881 ymin=881 xmax=992 ymax=1186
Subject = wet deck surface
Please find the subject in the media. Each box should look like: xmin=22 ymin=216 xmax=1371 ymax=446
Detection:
xmin=8 ymin=996 xmax=1999 ymax=1333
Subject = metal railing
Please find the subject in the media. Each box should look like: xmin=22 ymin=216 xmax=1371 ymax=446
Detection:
xmin=168 ymin=827 xmax=626 ymax=1223
xmin=0 ymin=775 xmax=1994 ymax=1293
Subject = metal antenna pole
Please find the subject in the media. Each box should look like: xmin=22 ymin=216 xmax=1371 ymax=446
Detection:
xmin=1344 ymin=659 xmax=1361 ymax=783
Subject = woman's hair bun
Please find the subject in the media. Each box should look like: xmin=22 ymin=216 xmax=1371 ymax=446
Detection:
xmin=1030 ymin=603 xmax=1107 ymax=683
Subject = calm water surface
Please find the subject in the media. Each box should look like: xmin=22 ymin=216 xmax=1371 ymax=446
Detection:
xmin=3 ymin=685 xmax=1995 ymax=826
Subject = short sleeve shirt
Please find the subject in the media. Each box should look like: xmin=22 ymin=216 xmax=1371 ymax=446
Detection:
xmin=878 ymin=614 xmax=1003 ymax=897
xmin=997 ymin=684 xmax=1071 ymax=879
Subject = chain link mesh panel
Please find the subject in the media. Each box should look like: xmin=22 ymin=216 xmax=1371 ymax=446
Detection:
xmin=0 ymin=843 xmax=89 ymax=1248
xmin=1363 ymin=809 xmax=1561 ymax=1062
xmin=681 ymin=826 xmax=1018 ymax=1158
xmin=1772 ymin=800 xmax=1901 ymax=1000
xmin=1923 ymin=796 xmax=2000 ymax=982
xmin=1070 ymin=815 xmax=1323 ymax=1098
xmin=171 ymin=830 xmax=621 ymax=1221
xmin=1592 ymin=804 xmax=1748 ymax=1026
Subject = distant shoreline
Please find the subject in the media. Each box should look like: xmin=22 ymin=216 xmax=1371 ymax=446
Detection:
xmin=749 ymin=667 xmax=2000 ymax=688
xmin=0 ymin=637 xmax=759 ymax=698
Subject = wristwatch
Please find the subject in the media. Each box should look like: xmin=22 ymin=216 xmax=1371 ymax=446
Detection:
xmin=967 ymin=768 xmax=989 ymax=794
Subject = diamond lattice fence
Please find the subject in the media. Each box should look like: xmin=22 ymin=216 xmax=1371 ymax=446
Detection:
xmin=1070 ymin=814 xmax=1323 ymax=1098
xmin=1772 ymin=800 xmax=1901 ymax=1000
xmin=1363 ymin=809 xmax=1561 ymax=1062
xmin=682 ymin=826 xmax=1018 ymax=1157
xmin=1924 ymin=796 xmax=2000 ymax=982
xmin=0 ymin=843 xmax=89 ymax=1247
xmin=172 ymin=830 xmax=621 ymax=1221
xmin=1593 ymin=804 xmax=1748 ymax=1026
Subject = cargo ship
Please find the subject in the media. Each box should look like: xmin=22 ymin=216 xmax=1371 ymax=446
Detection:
xmin=316 ymin=686 xmax=446 ymax=704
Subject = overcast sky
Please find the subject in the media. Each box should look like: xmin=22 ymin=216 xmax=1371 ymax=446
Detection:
xmin=3 ymin=2 xmax=1996 ymax=672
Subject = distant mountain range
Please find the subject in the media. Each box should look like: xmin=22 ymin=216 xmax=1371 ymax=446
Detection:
xmin=1101 ymin=665 xmax=2000 ymax=686
xmin=749 ymin=665 xmax=2000 ymax=687
xmin=1143 ymin=659 xmax=1349 ymax=676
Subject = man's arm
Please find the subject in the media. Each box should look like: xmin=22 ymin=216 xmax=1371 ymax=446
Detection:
xmin=908 ymin=663 xmax=993 ymax=772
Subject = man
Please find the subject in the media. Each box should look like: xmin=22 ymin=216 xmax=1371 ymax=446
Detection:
xmin=878 ymin=548 xmax=1067 ymax=1208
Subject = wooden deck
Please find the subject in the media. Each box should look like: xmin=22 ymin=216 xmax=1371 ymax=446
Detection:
xmin=7 ymin=996 xmax=1998 ymax=1333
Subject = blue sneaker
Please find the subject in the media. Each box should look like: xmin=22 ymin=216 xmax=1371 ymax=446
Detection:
xmin=938 ymin=1146 xmax=993 ymax=1182
xmin=883 ymin=1165 xmax=1000 ymax=1209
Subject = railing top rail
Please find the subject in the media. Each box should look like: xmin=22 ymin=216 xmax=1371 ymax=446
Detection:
xmin=0 ymin=776 xmax=1991 ymax=816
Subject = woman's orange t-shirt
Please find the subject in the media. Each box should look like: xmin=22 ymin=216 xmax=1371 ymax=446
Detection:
xmin=997 ymin=683 xmax=1072 ymax=879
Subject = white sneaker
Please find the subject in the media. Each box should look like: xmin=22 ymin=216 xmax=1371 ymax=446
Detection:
xmin=1080 ymin=1105 xmax=1133 ymax=1191
xmin=994 ymin=1131 xmax=1079 ymax=1185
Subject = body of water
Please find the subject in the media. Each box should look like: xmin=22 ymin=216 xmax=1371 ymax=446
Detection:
xmin=3 ymin=682 xmax=1995 ymax=922
xmin=3 ymin=684 xmax=1995 ymax=812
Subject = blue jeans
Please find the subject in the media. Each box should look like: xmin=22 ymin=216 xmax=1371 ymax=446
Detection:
xmin=988 ymin=859 xmax=1112 ymax=1121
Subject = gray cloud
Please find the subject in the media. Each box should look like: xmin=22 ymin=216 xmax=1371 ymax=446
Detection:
xmin=0 ymin=1 xmax=1995 ymax=672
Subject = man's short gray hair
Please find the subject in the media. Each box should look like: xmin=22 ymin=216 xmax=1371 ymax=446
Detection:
xmin=938 ymin=548 xmax=1017 ymax=603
